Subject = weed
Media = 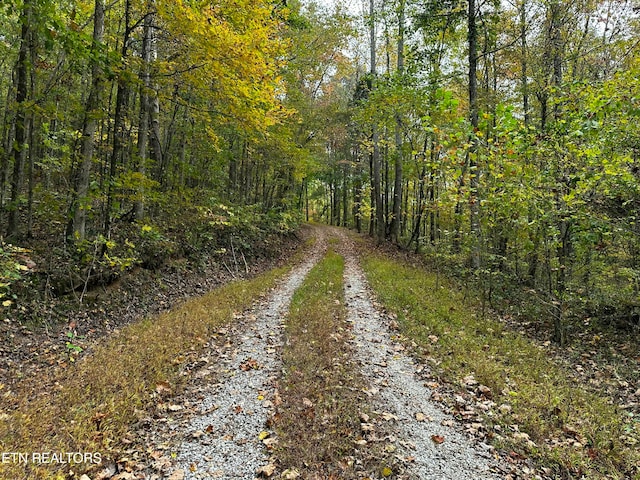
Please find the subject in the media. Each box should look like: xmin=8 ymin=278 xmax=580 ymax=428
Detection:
xmin=0 ymin=261 xmax=295 ymax=479
xmin=361 ymin=253 xmax=640 ymax=480
xmin=276 ymin=250 xmax=369 ymax=478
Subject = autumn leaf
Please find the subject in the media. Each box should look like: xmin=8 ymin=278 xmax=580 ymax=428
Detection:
xmin=281 ymin=469 xmax=300 ymax=479
xmin=240 ymin=358 xmax=261 ymax=371
xmin=256 ymin=463 xmax=276 ymax=477
xmin=431 ymin=434 xmax=445 ymax=444
xmin=155 ymin=381 xmax=173 ymax=396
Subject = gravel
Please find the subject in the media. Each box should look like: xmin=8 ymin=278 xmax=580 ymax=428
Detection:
xmin=168 ymin=247 xmax=323 ymax=479
xmin=339 ymin=235 xmax=503 ymax=479
xmin=155 ymin=228 xmax=507 ymax=479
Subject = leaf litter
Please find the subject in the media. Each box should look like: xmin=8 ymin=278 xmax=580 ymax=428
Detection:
xmin=334 ymin=228 xmax=506 ymax=479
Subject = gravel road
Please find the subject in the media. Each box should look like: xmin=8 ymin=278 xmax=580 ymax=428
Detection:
xmin=337 ymin=231 xmax=503 ymax=479
xmin=158 ymin=237 xmax=325 ymax=479
xmin=150 ymin=228 xmax=507 ymax=479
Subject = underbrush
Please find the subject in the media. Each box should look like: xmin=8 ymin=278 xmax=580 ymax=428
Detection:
xmin=0 ymin=260 xmax=294 ymax=479
xmin=3 ymin=196 xmax=302 ymax=326
xmin=362 ymin=253 xmax=640 ymax=479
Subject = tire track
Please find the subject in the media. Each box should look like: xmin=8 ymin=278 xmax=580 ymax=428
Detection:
xmin=336 ymin=231 xmax=503 ymax=479
xmin=156 ymin=233 xmax=326 ymax=479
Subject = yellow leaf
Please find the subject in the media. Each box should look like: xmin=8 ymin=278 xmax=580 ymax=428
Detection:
xmin=258 ymin=430 xmax=269 ymax=440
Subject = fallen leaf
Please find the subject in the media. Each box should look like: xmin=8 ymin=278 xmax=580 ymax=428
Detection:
xmin=415 ymin=412 xmax=428 ymax=422
xmin=431 ymin=434 xmax=445 ymax=444
xmin=381 ymin=466 xmax=393 ymax=477
xmin=167 ymin=470 xmax=185 ymax=480
xmin=282 ymin=468 xmax=300 ymax=479
xmin=256 ymin=463 xmax=277 ymax=477
xmin=155 ymin=381 xmax=173 ymax=396
xmin=240 ymin=358 xmax=260 ymax=371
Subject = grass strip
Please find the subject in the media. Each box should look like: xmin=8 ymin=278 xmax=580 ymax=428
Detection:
xmin=0 ymin=262 xmax=294 ymax=480
xmin=361 ymin=253 xmax=640 ymax=480
xmin=276 ymin=249 xmax=366 ymax=478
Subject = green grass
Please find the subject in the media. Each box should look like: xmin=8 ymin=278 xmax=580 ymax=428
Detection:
xmin=361 ymin=253 xmax=640 ymax=480
xmin=276 ymin=249 xmax=368 ymax=479
xmin=0 ymin=261 xmax=295 ymax=480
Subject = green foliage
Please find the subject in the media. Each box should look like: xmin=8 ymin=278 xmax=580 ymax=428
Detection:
xmin=0 ymin=244 xmax=32 ymax=307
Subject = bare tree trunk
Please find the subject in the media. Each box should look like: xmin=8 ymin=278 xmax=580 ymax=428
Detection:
xmin=520 ymin=0 xmax=529 ymax=126
xmin=370 ymin=0 xmax=384 ymax=243
xmin=468 ymin=0 xmax=481 ymax=269
xmin=135 ymin=0 xmax=154 ymax=221
xmin=148 ymin=0 xmax=163 ymax=192
xmin=69 ymin=0 xmax=105 ymax=242
xmin=6 ymin=2 xmax=31 ymax=240
xmin=353 ymin=148 xmax=362 ymax=233
xmin=390 ymin=0 xmax=405 ymax=244
xmin=104 ymin=0 xmax=132 ymax=241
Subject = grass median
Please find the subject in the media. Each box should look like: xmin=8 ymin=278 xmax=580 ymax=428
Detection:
xmin=276 ymin=249 xmax=368 ymax=478
xmin=361 ymin=253 xmax=640 ymax=480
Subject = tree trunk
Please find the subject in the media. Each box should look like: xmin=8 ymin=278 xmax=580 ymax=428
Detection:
xmin=468 ymin=0 xmax=481 ymax=269
xmin=69 ymin=0 xmax=105 ymax=242
xmin=520 ymin=0 xmax=529 ymax=125
xmin=104 ymin=0 xmax=132 ymax=241
xmin=370 ymin=0 xmax=384 ymax=243
xmin=389 ymin=0 xmax=404 ymax=243
xmin=6 ymin=2 xmax=31 ymax=240
xmin=135 ymin=1 xmax=154 ymax=221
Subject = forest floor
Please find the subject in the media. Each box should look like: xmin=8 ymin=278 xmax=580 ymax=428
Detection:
xmin=1 ymin=225 xmax=638 ymax=479
xmin=0 ymin=231 xmax=302 ymax=404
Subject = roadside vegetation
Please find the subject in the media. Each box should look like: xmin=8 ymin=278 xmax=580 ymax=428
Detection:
xmin=0 ymin=258 xmax=298 ymax=479
xmin=362 ymin=252 xmax=640 ymax=479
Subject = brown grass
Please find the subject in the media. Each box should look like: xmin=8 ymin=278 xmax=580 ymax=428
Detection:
xmin=275 ymin=249 xmax=368 ymax=478
xmin=362 ymin=253 xmax=640 ymax=480
xmin=0 ymin=262 xmax=293 ymax=479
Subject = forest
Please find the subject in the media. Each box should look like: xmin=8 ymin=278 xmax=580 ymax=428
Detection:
xmin=1 ymin=0 xmax=640 ymax=478
xmin=1 ymin=0 xmax=640 ymax=345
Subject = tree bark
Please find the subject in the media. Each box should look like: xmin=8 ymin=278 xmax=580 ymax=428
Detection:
xmin=468 ymin=0 xmax=481 ymax=269
xmin=104 ymin=0 xmax=132 ymax=241
xmin=6 ymin=2 xmax=31 ymax=240
xmin=389 ymin=0 xmax=405 ymax=244
xmin=370 ymin=0 xmax=384 ymax=243
xmin=69 ymin=0 xmax=105 ymax=242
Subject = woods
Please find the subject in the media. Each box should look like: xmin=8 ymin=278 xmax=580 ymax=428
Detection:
xmin=0 ymin=0 xmax=322 ymax=309
xmin=303 ymin=0 xmax=640 ymax=342
xmin=1 ymin=2 xmax=640 ymax=477
xmin=1 ymin=0 xmax=640 ymax=339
